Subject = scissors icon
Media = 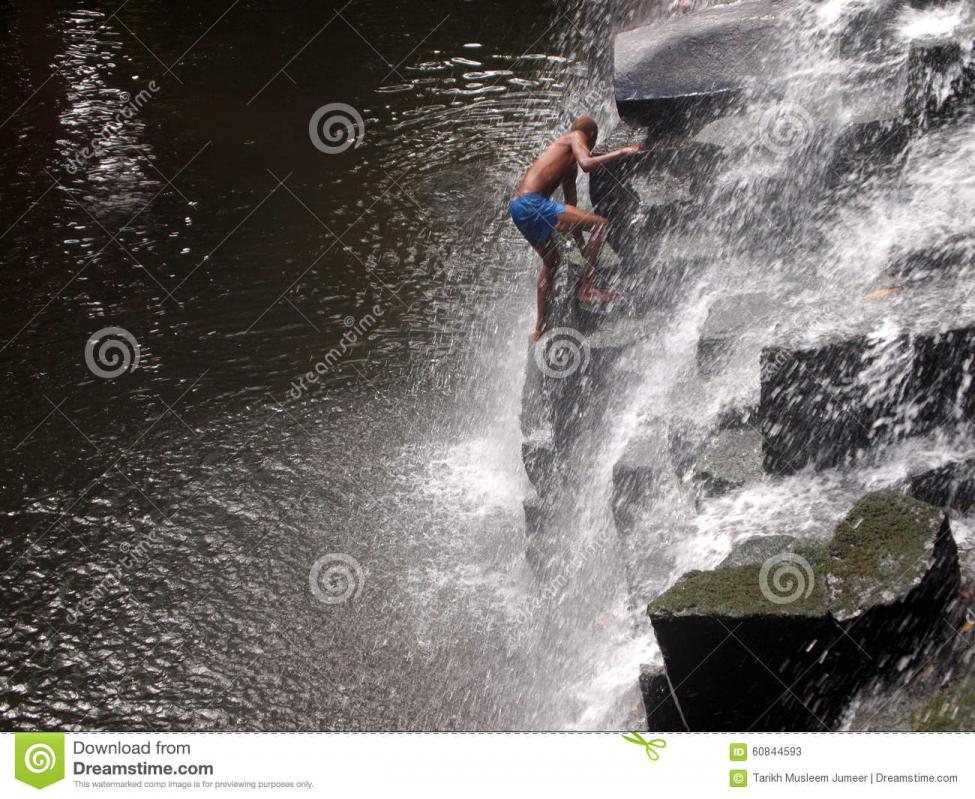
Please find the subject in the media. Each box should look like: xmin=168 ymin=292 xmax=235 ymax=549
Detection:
xmin=621 ymin=732 xmax=666 ymax=761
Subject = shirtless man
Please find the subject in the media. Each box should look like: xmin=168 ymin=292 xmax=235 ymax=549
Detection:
xmin=510 ymin=115 xmax=641 ymax=340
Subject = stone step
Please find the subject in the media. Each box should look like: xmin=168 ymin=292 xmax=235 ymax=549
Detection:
xmin=759 ymin=282 xmax=975 ymax=474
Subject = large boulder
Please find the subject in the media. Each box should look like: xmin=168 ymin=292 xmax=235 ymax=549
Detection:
xmin=613 ymin=0 xmax=793 ymax=123
xmin=646 ymin=492 xmax=961 ymax=730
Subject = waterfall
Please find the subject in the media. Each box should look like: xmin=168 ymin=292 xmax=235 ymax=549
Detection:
xmin=521 ymin=0 xmax=975 ymax=729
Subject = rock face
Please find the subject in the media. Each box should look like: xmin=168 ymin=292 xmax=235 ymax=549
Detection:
xmin=517 ymin=0 xmax=975 ymax=732
xmin=614 ymin=0 xmax=792 ymax=122
xmin=588 ymin=143 xmax=719 ymax=262
xmin=646 ymin=492 xmax=961 ymax=731
xmin=760 ymin=317 xmax=975 ymax=474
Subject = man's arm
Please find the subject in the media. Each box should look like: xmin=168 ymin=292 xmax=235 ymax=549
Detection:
xmin=570 ymin=131 xmax=641 ymax=173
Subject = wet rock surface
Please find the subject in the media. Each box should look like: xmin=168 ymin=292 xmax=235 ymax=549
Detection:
xmin=517 ymin=0 xmax=975 ymax=732
xmin=613 ymin=0 xmax=792 ymax=119
xmin=759 ymin=286 xmax=975 ymax=474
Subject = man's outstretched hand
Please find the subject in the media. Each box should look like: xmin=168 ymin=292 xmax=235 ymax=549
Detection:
xmin=625 ymin=144 xmax=642 ymax=154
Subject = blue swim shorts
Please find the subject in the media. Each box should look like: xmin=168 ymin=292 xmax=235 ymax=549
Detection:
xmin=510 ymin=193 xmax=566 ymax=247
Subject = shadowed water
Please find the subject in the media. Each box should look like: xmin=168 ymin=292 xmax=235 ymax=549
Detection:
xmin=0 ymin=0 xmax=637 ymax=730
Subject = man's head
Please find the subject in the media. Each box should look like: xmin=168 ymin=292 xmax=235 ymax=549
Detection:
xmin=571 ymin=114 xmax=598 ymax=148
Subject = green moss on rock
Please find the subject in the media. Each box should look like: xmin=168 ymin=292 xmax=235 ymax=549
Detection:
xmin=827 ymin=491 xmax=945 ymax=621
xmin=910 ymin=674 xmax=975 ymax=731
xmin=648 ymin=542 xmax=828 ymax=619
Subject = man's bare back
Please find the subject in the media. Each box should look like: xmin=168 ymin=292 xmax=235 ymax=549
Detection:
xmin=509 ymin=115 xmax=642 ymax=339
xmin=517 ymin=133 xmax=583 ymax=199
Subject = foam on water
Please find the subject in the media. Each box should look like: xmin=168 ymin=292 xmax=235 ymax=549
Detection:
xmin=897 ymin=1 xmax=970 ymax=41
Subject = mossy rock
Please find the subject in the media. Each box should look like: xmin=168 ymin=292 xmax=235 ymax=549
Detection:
xmin=648 ymin=539 xmax=828 ymax=619
xmin=827 ymin=491 xmax=946 ymax=621
xmin=910 ymin=674 xmax=975 ymax=731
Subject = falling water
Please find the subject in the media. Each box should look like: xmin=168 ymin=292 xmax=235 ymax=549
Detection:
xmin=2 ymin=0 xmax=974 ymax=733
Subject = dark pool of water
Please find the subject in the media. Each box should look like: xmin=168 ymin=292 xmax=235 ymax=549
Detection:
xmin=0 ymin=0 xmax=624 ymax=730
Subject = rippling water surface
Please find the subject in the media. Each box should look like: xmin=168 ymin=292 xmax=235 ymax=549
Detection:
xmin=0 ymin=0 xmax=632 ymax=730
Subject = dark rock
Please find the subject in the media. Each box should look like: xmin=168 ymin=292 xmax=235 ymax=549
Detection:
xmin=904 ymin=36 xmax=968 ymax=127
xmin=648 ymin=537 xmax=844 ymax=730
xmin=885 ymin=233 xmax=974 ymax=283
xmin=613 ymin=0 xmax=791 ymax=124
xmin=519 ymin=337 xmax=550 ymax=441
xmin=692 ymin=427 xmax=765 ymax=496
xmin=639 ymin=664 xmax=688 ymax=732
xmin=521 ymin=427 xmax=555 ymax=493
xmin=549 ymin=318 xmax=651 ymax=447
xmin=697 ymin=292 xmax=775 ymax=377
xmin=523 ymin=493 xmax=545 ymax=539
xmin=648 ymin=492 xmax=962 ymax=730
xmin=759 ymin=304 xmax=975 ymax=474
xmin=589 ymin=143 xmax=720 ymax=258
xmin=667 ymin=415 xmax=712 ymax=478
xmin=904 ymin=456 xmax=975 ymax=510
xmin=716 ymin=402 xmax=761 ymax=431
xmin=826 ymin=118 xmax=910 ymax=187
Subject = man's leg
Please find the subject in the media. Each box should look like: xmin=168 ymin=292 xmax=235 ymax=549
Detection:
xmin=532 ymin=239 xmax=559 ymax=341
xmin=556 ymin=205 xmax=614 ymax=302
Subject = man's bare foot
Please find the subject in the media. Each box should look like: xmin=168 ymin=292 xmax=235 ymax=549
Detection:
xmin=578 ymin=286 xmax=618 ymax=303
